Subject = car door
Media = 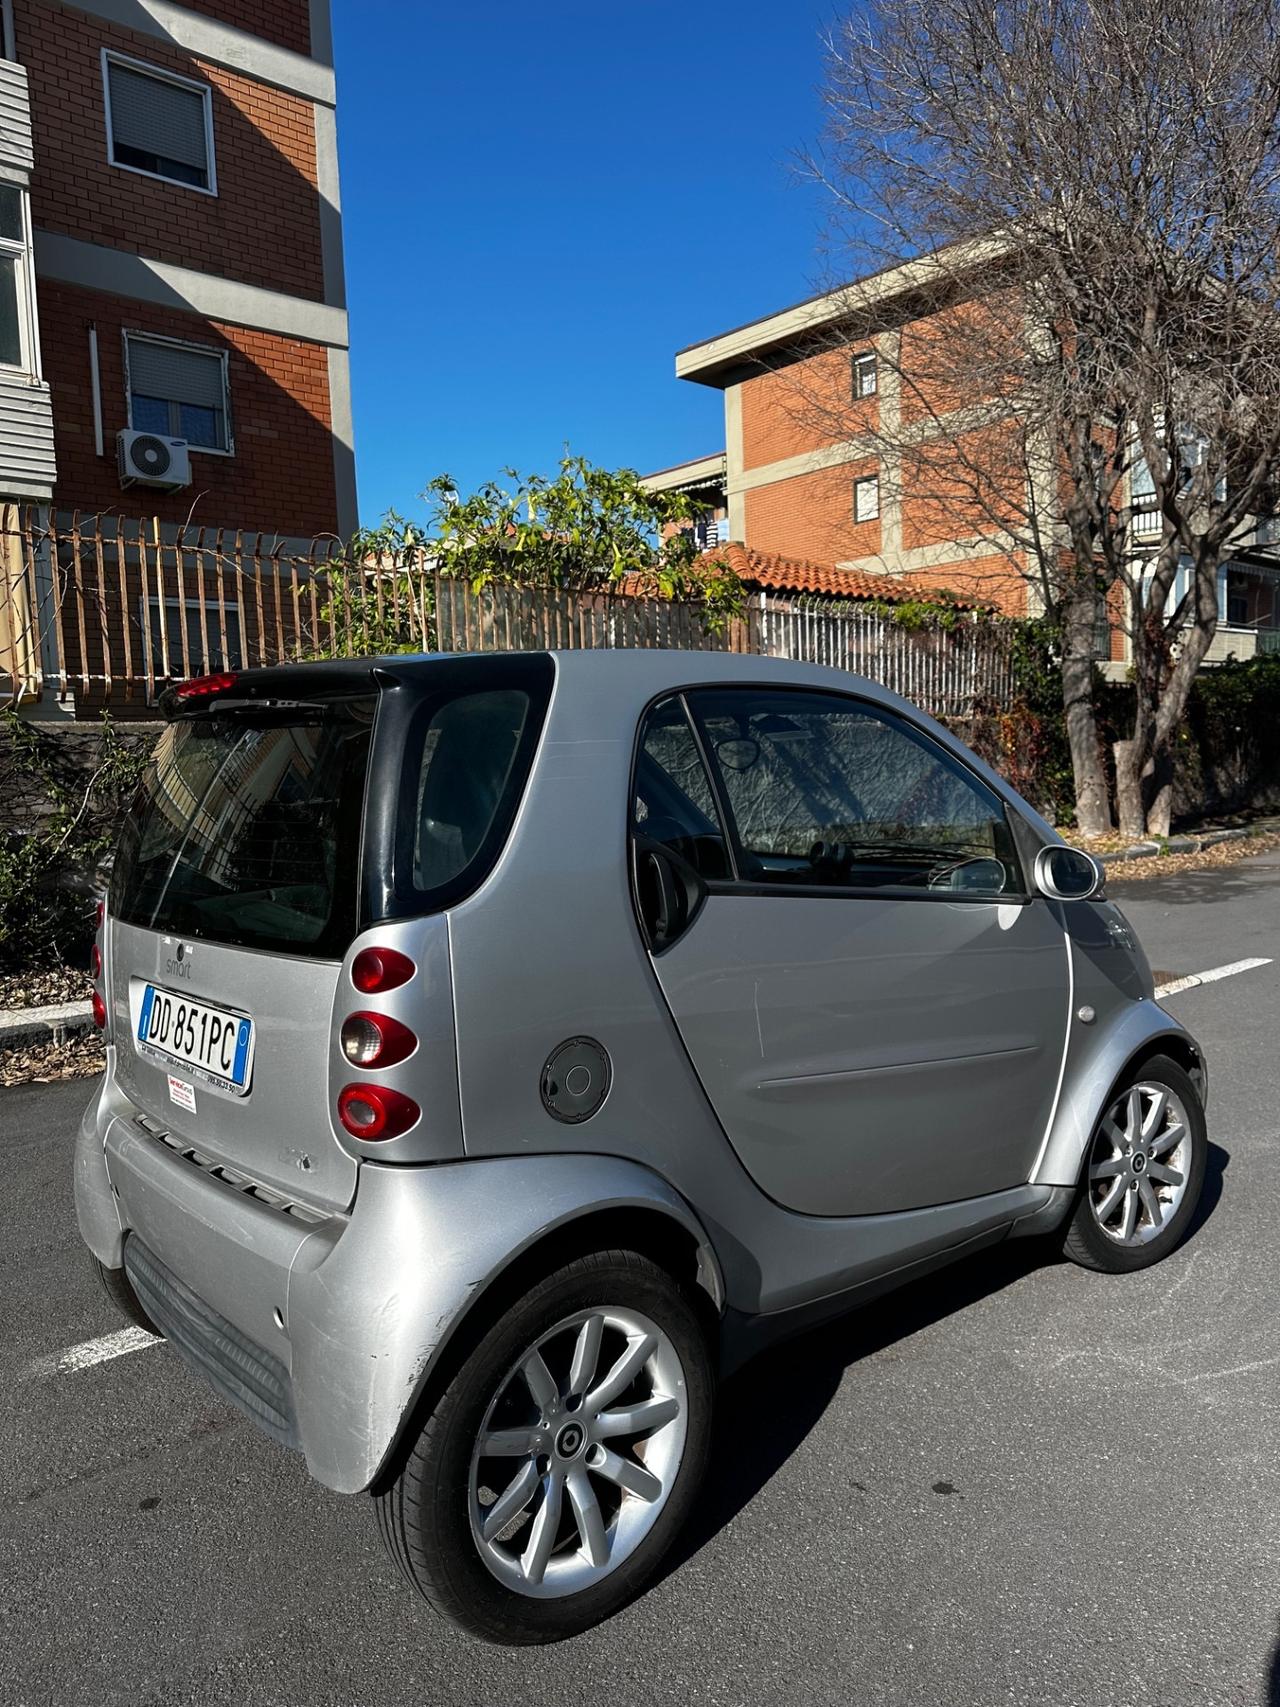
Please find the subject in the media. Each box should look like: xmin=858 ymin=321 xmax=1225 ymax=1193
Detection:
xmin=632 ymin=686 xmax=1070 ymax=1217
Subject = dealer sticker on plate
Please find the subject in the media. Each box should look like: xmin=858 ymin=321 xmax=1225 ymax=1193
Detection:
xmin=167 ymin=1075 xmax=196 ymax=1114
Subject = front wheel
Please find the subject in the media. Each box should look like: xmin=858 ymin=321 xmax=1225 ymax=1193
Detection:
xmin=375 ymin=1248 xmax=714 ymax=1644
xmin=1063 ymin=1053 xmax=1207 ymax=1273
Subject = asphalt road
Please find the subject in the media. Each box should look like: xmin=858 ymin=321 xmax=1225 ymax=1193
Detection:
xmin=4 ymin=852 xmax=1280 ymax=1707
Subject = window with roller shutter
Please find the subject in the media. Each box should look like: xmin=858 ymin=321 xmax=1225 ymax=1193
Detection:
xmin=102 ymin=52 xmax=215 ymax=194
xmin=125 ymin=334 xmax=232 ymax=453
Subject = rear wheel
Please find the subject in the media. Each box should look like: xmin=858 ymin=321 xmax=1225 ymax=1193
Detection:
xmin=1063 ymin=1054 xmax=1207 ymax=1272
xmin=375 ymin=1248 xmax=714 ymax=1644
xmin=92 ymin=1255 xmax=161 ymax=1336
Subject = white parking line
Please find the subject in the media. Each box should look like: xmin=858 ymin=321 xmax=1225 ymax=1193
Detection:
xmin=1155 ymin=957 xmax=1272 ymax=999
xmin=26 ymin=1326 xmax=159 ymax=1380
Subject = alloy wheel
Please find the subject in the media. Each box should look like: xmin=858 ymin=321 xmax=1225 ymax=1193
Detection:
xmin=468 ymin=1306 xmax=688 ymax=1599
xmin=1087 ymin=1080 xmax=1192 ymax=1247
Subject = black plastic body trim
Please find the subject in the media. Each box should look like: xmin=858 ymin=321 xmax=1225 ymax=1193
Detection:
xmin=123 ymin=1235 xmax=298 ymax=1449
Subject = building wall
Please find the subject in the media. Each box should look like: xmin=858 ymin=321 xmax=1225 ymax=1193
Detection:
xmin=893 ymin=552 xmax=1028 ymax=614
xmin=897 ymin=293 xmax=1020 ymax=425
xmin=19 ymin=0 xmax=352 ymax=540
xmin=899 ymin=422 xmax=1027 ymax=551
xmin=176 ymin=0 xmax=312 ymax=54
xmin=743 ymin=462 xmax=881 ymax=566
xmin=740 ymin=349 xmax=878 ymax=469
xmin=19 ymin=0 xmax=324 ymax=301
xmin=725 ymin=328 xmax=1036 ymax=618
xmin=40 ymin=279 xmax=336 ymax=536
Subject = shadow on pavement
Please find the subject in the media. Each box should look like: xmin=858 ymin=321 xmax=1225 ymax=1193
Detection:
xmin=1109 ymin=851 xmax=1280 ymax=907
xmin=668 ymin=1141 xmax=1230 ymax=1577
xmin=1187 ymin=1140 xmax=1229 ymax=1242
xmin=1267 ymin=1637 xmax=1280 ymax=1706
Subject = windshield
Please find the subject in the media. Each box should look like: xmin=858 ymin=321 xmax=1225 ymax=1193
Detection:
xmin=109 ymin=698 xmax=374 ymax=957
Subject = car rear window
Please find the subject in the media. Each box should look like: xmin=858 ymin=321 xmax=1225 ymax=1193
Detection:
xmin=109 ymin=697 xmax=374 ymax=957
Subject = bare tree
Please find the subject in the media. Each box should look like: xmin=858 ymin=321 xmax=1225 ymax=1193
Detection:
xmin=794 ymin=0 xmax=1280 ymax=837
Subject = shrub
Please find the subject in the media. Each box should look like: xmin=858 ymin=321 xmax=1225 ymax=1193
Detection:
xmin=0 ymin=713 xmax=152 ymax=971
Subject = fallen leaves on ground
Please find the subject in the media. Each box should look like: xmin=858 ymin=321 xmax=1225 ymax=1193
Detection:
xmin=0 ymin=966 xmax=94 ymax=1011
xmin=0 ymin=1032 xmax=104 ymax=1086
xmin=1104 ymin=831 xmax=1280 ymax=883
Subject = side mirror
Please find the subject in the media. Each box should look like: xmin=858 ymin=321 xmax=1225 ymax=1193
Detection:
xmin=1034 ymin=844 xmax=1105 ymax=901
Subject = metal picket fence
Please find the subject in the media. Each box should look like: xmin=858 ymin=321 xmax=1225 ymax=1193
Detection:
xmin=0 ymin=510 xmax=1016 ymax=719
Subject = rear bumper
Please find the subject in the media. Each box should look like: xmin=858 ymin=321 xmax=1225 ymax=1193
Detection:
xmin=124 ymin=1237 xmax=299 ymax=1448
xmin=75 ymin=1077 xmax=720 ymax=1495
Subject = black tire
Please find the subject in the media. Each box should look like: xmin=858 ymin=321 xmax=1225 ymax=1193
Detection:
xmin=1063 ymin=1053 xmax=1207 ymax=1273
xmin=92 ymin=1255 xmax=161 ymax=1337
xmin=375 ymin=1248 xmax=714 ymax=1644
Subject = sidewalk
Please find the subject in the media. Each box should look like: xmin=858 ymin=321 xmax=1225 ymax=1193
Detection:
xmin=1074 ymin=812 xmax=1280 ymax=864
xmin=0 ymin=998 xmax=95 ymax=1047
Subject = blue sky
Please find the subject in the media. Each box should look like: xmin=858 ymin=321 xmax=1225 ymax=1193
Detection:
xmin=332 ymin=0 xmax=835 ymax=528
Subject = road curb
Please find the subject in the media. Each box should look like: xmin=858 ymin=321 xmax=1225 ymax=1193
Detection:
xmin=1097 ymin=827 xmax=1251 ymax=865
xmin=0 ymin=1000 xmax=94 ymax=1047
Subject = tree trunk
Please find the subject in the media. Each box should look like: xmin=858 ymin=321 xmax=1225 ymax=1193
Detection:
xmin=1113 ymin=736 xmax=1147 ymax=839
xmin=1144 ymin=747 xmax=1175 ymax=837
xmin=1060 ymin=593 xmax=1112 ymax=836
xmin=1139 ymin=584 xmax=1216 ymax=837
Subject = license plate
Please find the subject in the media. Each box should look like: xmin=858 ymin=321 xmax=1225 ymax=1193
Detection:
xmin=135 ymin=984 xmax=255 ymax=1095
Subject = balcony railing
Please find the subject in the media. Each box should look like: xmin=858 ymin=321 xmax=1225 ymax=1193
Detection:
xmin=1198 ymin=625 xmax=1280 ymax=665
xmin=1130 ymin=503 xmax=1162 ymax=540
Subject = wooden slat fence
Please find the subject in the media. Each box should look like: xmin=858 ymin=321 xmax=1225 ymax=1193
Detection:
xmin=0 ymin=512 xmax=1016 ymax=719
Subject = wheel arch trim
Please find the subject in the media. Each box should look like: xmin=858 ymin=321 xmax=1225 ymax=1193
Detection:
xmin=285 ymin=1151 xmax=724 ymax=1494
xmin=1031 ymin=1001 xmax=1206 ymax=1189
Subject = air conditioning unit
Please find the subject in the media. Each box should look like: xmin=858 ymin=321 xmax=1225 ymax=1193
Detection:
xmin=117 ymin=429 xmax=191 ymax=490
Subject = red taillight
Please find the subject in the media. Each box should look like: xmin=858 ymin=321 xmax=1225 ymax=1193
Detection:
xmin=175 ymin=670 xmax=240 ymax=701
xmin=351 ymin=947 xmax=415 ymax=994
xmin=90 ymin=944 xmax=102 ymax=979
xmin=94 ymin=900 xmax=104 ymax=931
xmin=340 ymin=1010 xmax=416 ymax=1068
xmin=91 ymin=991 xmax=107 ymax=1029
xmin=337 ymin=1083 xmax=420 ymax=1140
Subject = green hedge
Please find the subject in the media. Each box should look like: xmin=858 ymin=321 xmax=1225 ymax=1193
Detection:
xmin=1098 ymin=653 xmax=1280 ymax=823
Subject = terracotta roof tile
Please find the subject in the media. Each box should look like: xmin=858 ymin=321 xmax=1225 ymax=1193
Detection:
xmin=696 ymin=542 xmax=988 ymax=609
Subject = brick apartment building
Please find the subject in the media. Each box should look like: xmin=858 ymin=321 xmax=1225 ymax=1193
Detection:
xmin=0 ymin=0 xmax=353 ymax=541
xmin=649 ymin=256 xmax=1280 ymax=671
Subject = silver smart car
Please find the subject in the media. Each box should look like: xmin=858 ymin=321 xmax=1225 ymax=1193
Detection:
xmin=76 ymin=650 xmax=1207 ymax=1643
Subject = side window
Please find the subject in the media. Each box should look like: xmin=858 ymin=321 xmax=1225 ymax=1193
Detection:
xmin=409 ymin=689 xmax=530 ymax=891
xmin=688 ymin=689 xmax=1021 ymax=898
xmin=633 ymin=696 xmax=730 ymax=881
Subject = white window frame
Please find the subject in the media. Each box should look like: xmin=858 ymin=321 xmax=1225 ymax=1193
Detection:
xmin=101 ymin=49 xmax=217 ymax=197
xmin=1225 ymin=573 xmax=1251 ymax=629
xmin=852 ymin=351 xmax=878 ymax=399
xmin=123 ymin=330 xmax=234 ymax=456
xmin=0 ymin=172 xmax=41 ymax=376
xmin=854 ymin=473 xmax=880 ymax=523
